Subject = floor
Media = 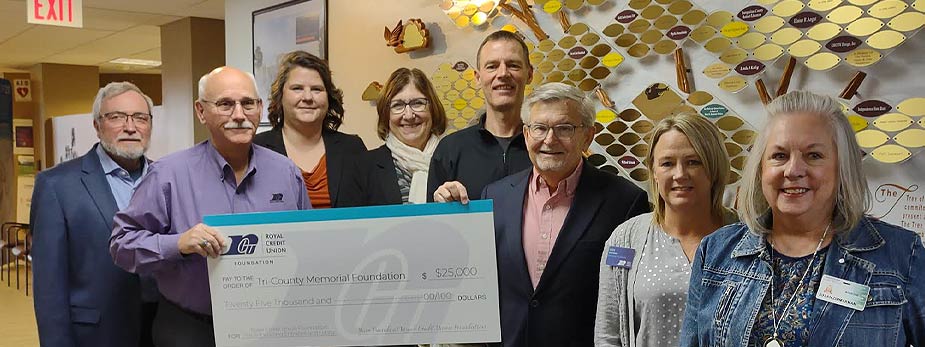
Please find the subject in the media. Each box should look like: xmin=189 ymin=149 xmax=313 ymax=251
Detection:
xmin=0 ymin=266 xmax=39 ymax=347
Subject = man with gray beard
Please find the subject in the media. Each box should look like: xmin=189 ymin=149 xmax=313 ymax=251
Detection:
xmin=110 ymin=66 xmax=310 ymax=347
xmin=32 ymin=81 xmax=158 ymax=347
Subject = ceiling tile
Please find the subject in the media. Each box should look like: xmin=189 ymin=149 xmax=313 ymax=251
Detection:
xmin=126 ymin=47 xmax=162 ymax=61
xmin=46 ymin=25 xmax=160 ymax=65
xmin=184 ymin=0 xmax=225 ymax=19
xmin=0 ymin=1 xmax=34 ymax=43
xmin=0 ymin=0 xmax=221 ymax=71
xmin=82 ymin=7 xmax=170 ymax=31
xmin=0 ymin=26 xmax=112 ymax=68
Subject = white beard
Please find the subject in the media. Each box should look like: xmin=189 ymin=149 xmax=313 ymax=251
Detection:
xmin=100 ymin=139 xmax=146 ymax=160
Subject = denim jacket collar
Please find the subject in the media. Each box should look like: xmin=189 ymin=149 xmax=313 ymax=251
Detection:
xmin=730 ymin=216 xmax=885 ymax=259
xmin=833 ymin=218 xmax=885 ymax=252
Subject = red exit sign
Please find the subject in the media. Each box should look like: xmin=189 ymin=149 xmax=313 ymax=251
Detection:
xmin=27 ymin=0 xmax=83 ymax=28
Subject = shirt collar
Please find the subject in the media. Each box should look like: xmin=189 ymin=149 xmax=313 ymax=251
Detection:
xmin=96 ymin=143 xmax=147 ymax=177
xmin=205 ymin=140 xmax=258 ymax=181
xmin=529 ymin=162 xmax=583 ymax=197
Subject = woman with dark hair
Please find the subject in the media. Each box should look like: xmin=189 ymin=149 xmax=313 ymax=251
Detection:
xmin=254 ymin=50 xmax=369 ymax=208
xmin=368 ymin=67 xmax=448 ymax=205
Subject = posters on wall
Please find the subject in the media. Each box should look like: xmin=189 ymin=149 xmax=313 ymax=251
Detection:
xmin=252 ymin=0 xmax=326 ymax=125
xmin=13 ymin=118 xmax=33 ymax=155
xmin=13 ymin=79 xmax=31 ymax=102
xmin=15 ymin=155 xmax=34 ymax=224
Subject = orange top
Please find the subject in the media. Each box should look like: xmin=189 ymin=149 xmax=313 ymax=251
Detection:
xmin=301 ymin=154 xmax=331 ymax=209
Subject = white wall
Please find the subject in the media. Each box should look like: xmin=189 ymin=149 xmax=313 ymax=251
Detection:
xmin=226 ymin=0 xmax=486 ymax=148
xmin=226 ymin=0 xmax=925 ymax=235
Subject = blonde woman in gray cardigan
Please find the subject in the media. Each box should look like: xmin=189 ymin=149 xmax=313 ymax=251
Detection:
xmin=594 ymin=113 xmax=736 ymax=347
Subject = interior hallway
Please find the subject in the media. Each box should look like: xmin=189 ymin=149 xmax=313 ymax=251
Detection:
xmin=0 ymin=267 xmax=39 ymax=347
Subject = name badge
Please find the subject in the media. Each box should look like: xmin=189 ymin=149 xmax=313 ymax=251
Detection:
xmin=815 ymin=274 xmax=870 ymax=311
xmin=606 ymin=246 xmax=635 ymax=269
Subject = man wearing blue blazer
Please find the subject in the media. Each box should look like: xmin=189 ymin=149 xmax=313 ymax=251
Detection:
xmin=31 ymin=82 xmax=157 ymax=347
xmin=482 ymin=83 xmax=649 ymax=346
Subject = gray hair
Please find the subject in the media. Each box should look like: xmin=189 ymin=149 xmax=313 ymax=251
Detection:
xmin=92 ymin=82 xmax=154 ymax=121
xmin=197 ymin=67 xmax=260 ymax=100
xmin=738 ymin=90 xmax=870 ymax=235
xmin=521 ymin=82 xmax=595 ymax=127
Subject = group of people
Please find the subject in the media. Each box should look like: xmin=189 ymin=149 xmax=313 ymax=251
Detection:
xmin=28 ymin=29 xmax=925 ymax=347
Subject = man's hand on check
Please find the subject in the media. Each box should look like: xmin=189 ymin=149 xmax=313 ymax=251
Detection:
xmin=178 ymin=223 xmax=227 ymax=258
xmin=434 ymin=181 xmax=470 ymax=204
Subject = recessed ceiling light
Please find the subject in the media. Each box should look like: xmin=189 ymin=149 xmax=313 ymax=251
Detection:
xmin=109 ymin=58 xmax=161 ymax=67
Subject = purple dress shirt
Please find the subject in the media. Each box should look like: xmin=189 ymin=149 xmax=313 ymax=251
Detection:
xmin=110 ymin=141 xmax=310 ymax=315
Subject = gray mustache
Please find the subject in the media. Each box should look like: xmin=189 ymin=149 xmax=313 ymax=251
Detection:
xmin=223 ymin=120 xmax=255 ymax=129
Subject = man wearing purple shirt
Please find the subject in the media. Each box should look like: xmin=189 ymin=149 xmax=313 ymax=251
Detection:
xmin=110 ymin=66 xmax=310 ymax=347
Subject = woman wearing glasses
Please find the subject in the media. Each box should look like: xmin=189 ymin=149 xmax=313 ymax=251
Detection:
xmin=254 ymin=51 xmax=370 ymax=208
xmin=595 ymin=113 xmax=736 ymax=347
xmin=367 ymin=68 xmax=448 ymax=205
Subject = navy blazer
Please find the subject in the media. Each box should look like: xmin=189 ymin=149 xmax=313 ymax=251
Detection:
xmin=482 ymin=161 xmax=649 ymax=347
xmin=31 ymin=144 xmax=146 ymax=347
xmin=254 ymin=127 xmax=371 ymax=207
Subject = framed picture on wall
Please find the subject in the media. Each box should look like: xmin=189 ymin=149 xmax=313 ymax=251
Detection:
xmin=252 ymin=0 xmax=328 ymax=126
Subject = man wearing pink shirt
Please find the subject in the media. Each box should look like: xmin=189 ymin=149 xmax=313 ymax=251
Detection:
xmin=482 ymin=83 xmax=648 ymax=347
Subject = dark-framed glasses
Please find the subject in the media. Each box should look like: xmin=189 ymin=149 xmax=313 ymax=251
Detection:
xmin=525 ymin=123 xmax=584 ymax=139
xmin=102 ymin=111 xmax=152 ymax=125
xmin=389 ymin=98 xmax=429 ymax=114
xmin=201 ymin=98 xmax=262 ymax=115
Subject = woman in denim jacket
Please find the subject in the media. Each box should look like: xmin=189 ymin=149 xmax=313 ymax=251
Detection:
xmin=595 ymin=113 xmax=737 ymax=347
xmin=680 ymin=90 xmax=925 ymax=347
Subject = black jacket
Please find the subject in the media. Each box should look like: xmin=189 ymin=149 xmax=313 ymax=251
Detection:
xmin=366 ymin=144 xmax=403 ymax=205
xmin=253 ymin=126 xmax=370 ymax=208
xmin=426 ymin=114 xmax=531 ymax=202
xmin=483 ymin=161 xmax=650 ymax=347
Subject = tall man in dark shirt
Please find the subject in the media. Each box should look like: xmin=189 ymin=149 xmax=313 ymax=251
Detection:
xmin=427 ymin=30 xmax=534 ymax=203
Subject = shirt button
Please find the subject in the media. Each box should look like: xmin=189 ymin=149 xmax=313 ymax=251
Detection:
xmin=538 ymin=265 xmax=545 ymax=271
xmin=544 ymin=205 xmax=551 ymax=210
xmin=530 ymin=300 xmax=540 ymax=308
xmin=541 ymin=233 xmax=549 ymax=240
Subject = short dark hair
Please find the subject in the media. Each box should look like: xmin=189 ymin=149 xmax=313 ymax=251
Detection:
xmin=267 ymin=51 xmax=345 ymax=130
xmin=476 ymin=30 xmax=532 ymax=70
xmin=376 ymin=68 xmax=447 ymax=140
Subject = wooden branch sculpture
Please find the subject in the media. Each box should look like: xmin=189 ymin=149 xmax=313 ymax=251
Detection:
xmin=498 ymin=0 xmax=548 ymax=41
xmin=674 ymin=48 xmax=691 ymax=94
xmin=384 ymin=19 xmax=430 ymax=54
xmin=839 ymin=71 xmax=867 ymax=100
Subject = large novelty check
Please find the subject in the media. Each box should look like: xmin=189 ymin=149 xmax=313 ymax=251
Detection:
xmin=204 ymin=201 xmax=501 ymax=347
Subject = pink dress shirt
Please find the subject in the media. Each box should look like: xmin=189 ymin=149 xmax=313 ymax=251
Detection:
xmin=522 ymin=163 xmax=583 ymax=288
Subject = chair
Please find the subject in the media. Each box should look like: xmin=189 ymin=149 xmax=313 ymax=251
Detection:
xmin=10 ymin=227 xmax=32 ymax=295
xmin=0 ymin=222 xmax=27 ymax=282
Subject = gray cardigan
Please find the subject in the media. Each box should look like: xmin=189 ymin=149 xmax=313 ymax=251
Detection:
xmin=594 ymin=211 xmax=737 ymax=347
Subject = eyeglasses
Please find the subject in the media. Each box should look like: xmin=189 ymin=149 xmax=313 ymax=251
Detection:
xmin=200 ymin=98 xmax=262 ymax=115
xmin=525 ymin=123 xmax=585 ymax=139
xmin=389 ymin=98 xmax=429 ymax=114
xmin=102 ymin=111 xmax=152 ymax=125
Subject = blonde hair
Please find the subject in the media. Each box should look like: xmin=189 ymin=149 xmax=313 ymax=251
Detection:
xmin=737 ymin=90 xmax=870 ymax=234
xmin=643 ymin=113 xmax=730 ymax=226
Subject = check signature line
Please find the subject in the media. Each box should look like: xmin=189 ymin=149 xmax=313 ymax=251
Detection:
xmin=226 ymin=299 xmax=455 ymax=310
xmin=340 ymin=296 xmax=423 ymax=302
xmin=358 ymin=329 xmax=490 ymax=335
xmin=258 ymin=279 xmax=409 ymax=288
